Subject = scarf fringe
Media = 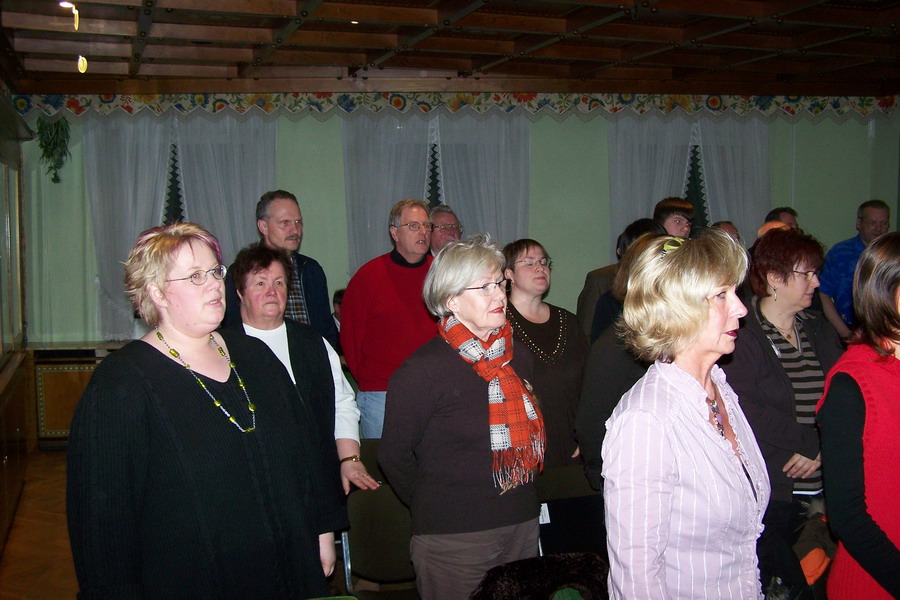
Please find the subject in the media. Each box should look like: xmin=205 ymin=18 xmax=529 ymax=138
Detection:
xmin=492 ymin=433 xmax=546 ymax=494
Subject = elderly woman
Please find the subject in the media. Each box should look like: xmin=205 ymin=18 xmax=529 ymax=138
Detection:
xmin=603 ymin=230 xmax=770 ymax=599
xmin=720 ymin=227 xmax=843 ymax=597
xmin=379 ymin=235 xmax=544 ymax=600
xmin=67 ymin=223 xmax=342 ymax=599
xmin=503 ymin=239 xmax=588 ymax=467
xmin=817 ymin=232 xmax=900 ymax=599
xmin=228 ymin=243 xmax=378 ymax=494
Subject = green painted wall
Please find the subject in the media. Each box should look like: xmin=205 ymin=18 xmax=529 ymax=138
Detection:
xmin=770 ymin=118 xmax=900 ymax=249
xmin=21 ymin=114 xmax=899 ymax=341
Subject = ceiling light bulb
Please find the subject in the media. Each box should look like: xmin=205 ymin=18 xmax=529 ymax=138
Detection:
xmin=73 ymin=7 xmax=79 ymax=30
xmin=59 ymin=1 xmax=74 ymax=7
xmin=77 ymin=55 xmax=88 ymax=73
xmin=351 ymin=20 xmax=359 ymax=25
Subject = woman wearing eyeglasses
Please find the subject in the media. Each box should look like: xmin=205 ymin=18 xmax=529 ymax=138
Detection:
xmin=503 ymin=239 xmax=589 ymax=468
xmin=67 ymin=223 xmax=340 ymax=600
xmin=604 ymin=231 xmax=769 ymax=599
xmin=721 ymin=227 xmax=843 ymax=599
xmin=380 ymin=235 xmax=544 ymax=600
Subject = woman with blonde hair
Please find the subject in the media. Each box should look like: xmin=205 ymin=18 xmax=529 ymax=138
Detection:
xmin=67 ymin=223 xmax=342 ymax=600
xmin=603 ymin=230 xmax=770 ymax=599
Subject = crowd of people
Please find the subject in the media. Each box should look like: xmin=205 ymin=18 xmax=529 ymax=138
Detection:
xmin=64 ymin=191 xmax=900 ymax=600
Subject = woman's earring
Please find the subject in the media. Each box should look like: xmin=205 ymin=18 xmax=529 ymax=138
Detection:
xmin=772 ymin=287 xmax=778 ymax=302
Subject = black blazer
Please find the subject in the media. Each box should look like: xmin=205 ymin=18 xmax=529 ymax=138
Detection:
xmin=719 ymin=306 xmax=844 ymax=503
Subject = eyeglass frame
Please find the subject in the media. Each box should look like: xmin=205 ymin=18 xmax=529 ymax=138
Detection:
xmin=514 ymin=258 xmax=553 ymax=270
xmin=395 ymin=221 xmax=434 ymax=232
xmin=166 ymin=265 xmax=228 ymax=286
xmin=433 ymin=223 xmax=463 ymax=234
xmin=462 ymin=278 xmax=509 ymax=296
xmin=791 ymin=269 xmax=820 ymax=281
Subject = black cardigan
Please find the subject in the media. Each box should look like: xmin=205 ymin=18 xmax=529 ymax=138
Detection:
xmin=719 ymin=306 xmax=844 ymax=503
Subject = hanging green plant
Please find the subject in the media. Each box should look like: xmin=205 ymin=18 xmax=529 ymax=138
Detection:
xmin=36 ymin=116 xmax=71 ymax=183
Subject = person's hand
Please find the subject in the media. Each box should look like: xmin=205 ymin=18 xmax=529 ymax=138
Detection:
xmin=319 ymin=532 xmax=336 ymax=577
xmin=341 ymin=460 xmax=381 ymax=494
xmin=571 ymin=446 xmax=581 ymax=459
xmin=782 ymin=452 xmax=821 ymax=479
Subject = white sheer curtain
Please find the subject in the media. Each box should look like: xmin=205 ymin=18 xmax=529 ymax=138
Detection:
xmin=342 ymin=113 xmax=430 ymax=273
xmin=83 ymin=112 xmax=172 ymax=339
xmin=438 ymin=113 xmax=529 ymax=247
xmin=176 ymin=114 xmax=276 ymax=263
xmin=608 ymin=116 xmax=693 ymax=261
xmin=697 ymin=117 xmax=770 ymax=243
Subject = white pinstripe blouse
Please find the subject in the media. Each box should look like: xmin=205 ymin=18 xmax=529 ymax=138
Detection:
xmin=602 ymin=361 xmax=770 ymax=600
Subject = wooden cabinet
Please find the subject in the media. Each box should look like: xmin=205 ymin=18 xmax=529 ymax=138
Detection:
xmin=0 ymin=353 xmax=27 ymax=552
xmin=30 ymin=343 xmax=122 ymax=447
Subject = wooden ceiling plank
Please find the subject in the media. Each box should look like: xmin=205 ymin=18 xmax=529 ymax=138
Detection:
xmin=457 ymin=12 xmax=567 ymax=35
xmin=565 ymin=6 xmax=628 ymax=36
xmin=380 ymin=55 xmax=473 ymax=71
xmin=286 ymin=30 xmax=397 ymax=48
xmin=816 ymin=40 xmax=899 ymax=59
xmin=705 ymin=32 xmax=794 ymax=51
xmin=3 ymin=11 xmax=136 ymax=36
xmin=265 ymin=48 xmax=368 ymax=66
xmin=641 ymin=51 xmax=720 ymax=68
xmin=143 ymin=46 xmax=255 ymax=62
xmin=682 ymin=17 xmax=753 ymax=43
xmin=14 ymin=38 xmax=131 ymax=57
xmin=312 ymin=2 xmax=437 ymax=26
xmin=531 ymin=44 xmax=621 ymax=61
xmin=588 ymin=22 xmax=684 ymax=43
xmin=149 ymin=22 xmax=273 ymax=44
xmin=781 ymin=6 xmax=900 ymax=29
xmin=653 ymin=0 xmax=767 ymax=19
xmin=154 ymin=0 xmax=299 ymax=16
xmin=415 ymin=37 xmax=513 ymax=55
xmin=139 ymin=63 xmax=238 ymax=77
xmin=24 ymin=57 xmax=129 ymax=74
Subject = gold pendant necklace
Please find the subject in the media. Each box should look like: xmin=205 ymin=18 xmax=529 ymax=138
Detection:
xmin=156 ymin=329 xmax=257 ymax=433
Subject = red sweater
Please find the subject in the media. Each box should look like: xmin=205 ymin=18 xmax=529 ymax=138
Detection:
xmin=818 ymin=343 xmax=900 ymax=599
xmin=340 ymin=252 xmax=437 ymax=391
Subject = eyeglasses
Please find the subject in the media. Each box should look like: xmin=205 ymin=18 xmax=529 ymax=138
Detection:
xmin=463 ymin=278 xmax=509 ymax=296
xmin=792 ymin=269 xmax=820 ymax=281
xmin=396 ymin=221 xmax=434 ymax=232
xmin=166 ymin=265 xmax=227 ymax=286
xmin=434 ymin=224 xmax=463 ymax=234
xmin=515 ymin=258 xmax=552 ymax=269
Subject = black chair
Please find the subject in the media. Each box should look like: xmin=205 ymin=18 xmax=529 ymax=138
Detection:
xmin=340 ymin=440 xmax=420 ymax=600
xmin=536 ymin=465 xmax=607 ymax=558
xmin=469 ymin=552 xmax=609 ymax=600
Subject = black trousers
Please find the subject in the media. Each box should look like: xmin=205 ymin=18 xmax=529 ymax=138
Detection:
xmin=758 ymin=496 xmax=817 ymax=599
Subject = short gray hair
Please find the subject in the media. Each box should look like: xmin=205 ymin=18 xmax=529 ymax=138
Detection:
xmin=423 ymin=234 xmax=504 ymax=318
xmin=429 ymin=204 xmax=458 ymax=220
xmin=389 ymin=199 xmax=429 ymax=228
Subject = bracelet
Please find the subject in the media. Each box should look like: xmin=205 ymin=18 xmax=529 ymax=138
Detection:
xmin=340 ymin=455 xmax=361 ymax=464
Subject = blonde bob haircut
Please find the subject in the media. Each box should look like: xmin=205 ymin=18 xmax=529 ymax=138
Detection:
xmin=423 ymin=234 xmax=505 ymax=318
xmin=621 ymin=228 xmax=747 ymax=363
xmin=124 ymin=222 xmax=222 ymax=328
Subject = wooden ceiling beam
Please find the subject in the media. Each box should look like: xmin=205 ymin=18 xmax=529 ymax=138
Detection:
xmin=24 ymin=57 xmax=129 ymax=74
xmin=265 ymin=48 xmax=367 ymax=66
xmin=415 ymin=37 xmax=513 ymax=55
xmin=3 ymin=12 xmax=135 ymax=36
xmin=531 ymin=43 xmax=622 ymax=62
xmin=312 ymin=2 xmax=436 ymax=26
xmin=14 ymin=38 xmax=131 ymax=57
xmin=781 ymin=6 xmax=900 ymax=29
xmin=241 ymin=0 xmax=324 ymax=78
xmin=130 ymin=0 xmax=157 ymax=76
xmin=286 ymin=30 xmax=397 ymax=49
xmin=587 ymin=22 xmax=684 ymax=43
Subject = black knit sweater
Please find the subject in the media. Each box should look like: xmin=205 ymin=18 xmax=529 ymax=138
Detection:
xmin=67 ymin=330 xmax=341 ymax=600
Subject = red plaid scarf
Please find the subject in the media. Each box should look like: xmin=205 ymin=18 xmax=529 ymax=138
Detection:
xmin=438 ymin=315 xmax=545 ymax=493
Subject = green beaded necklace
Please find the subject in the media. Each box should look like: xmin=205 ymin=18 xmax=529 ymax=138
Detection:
xmin=155 ymin=329 xmax=257 ymax=433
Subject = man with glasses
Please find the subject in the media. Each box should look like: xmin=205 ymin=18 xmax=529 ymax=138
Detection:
xmin=340 ymin=199 xmax=438 ymax=438
xmin=819 ymin=199 xmax=892 ymax=338
xmin=429 ymin=204 xmax=463 ymax=255
xmin=223 ymin=190 xmax=338 ymax=350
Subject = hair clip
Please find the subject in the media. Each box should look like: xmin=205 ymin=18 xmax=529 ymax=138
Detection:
xmin=660 ymin=237 xmax=685 ymax=258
